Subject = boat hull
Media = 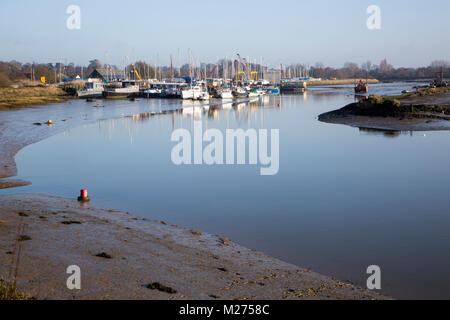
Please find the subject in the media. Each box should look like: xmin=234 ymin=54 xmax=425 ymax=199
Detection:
xmin=77 ymin=91 xmax=103 ymax=99
xmin=102 ymin=91 xmax=140 ymax=99
xmin=280 ymin=87 xmax=305 ymax=94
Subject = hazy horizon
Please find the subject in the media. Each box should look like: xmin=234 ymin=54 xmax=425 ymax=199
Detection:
xmin=1 ymin=0 xmax=449 ymax=68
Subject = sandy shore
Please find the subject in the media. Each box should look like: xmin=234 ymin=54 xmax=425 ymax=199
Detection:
xmin=0 ymin=101 xmax=386 ymax=300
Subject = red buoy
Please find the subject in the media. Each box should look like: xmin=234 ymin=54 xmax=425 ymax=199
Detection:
xmin=78 ymin=189 xmax=90 ymax=202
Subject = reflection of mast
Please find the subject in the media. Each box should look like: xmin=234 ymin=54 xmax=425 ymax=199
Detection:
xmin=172 ymin=112 xmax=174 ymax=131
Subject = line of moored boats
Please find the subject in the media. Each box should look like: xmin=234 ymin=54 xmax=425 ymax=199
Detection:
xmin=77 ymin=78 xmax=282 ymax=100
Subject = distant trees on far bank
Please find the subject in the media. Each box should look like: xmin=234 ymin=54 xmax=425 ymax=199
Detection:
xmin=0 ymin=58 xmax=449 ymax=88
xmin=308 ymin=59 xmax=449 ymax=81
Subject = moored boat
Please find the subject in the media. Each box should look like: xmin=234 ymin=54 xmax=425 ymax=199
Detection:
xmin=219 ymin=88 xmax=233 ymax=99
xmin=248 ymin=89 xmax=259 ymax=98
xmin=280 ymin=80 xmax=307 ymax=94
xmin=77 ymin=80 xmax=104 ymax=99
xmin=265 ymin=87 xmax=280 ymax=95
xmin=232 ymin=87 xmax=248 ymax=98
xmin=354 ymin=80 xmax=369 ymax=93
xmin=143 ymin=88 xmax=162 ymax=98
xmin=103 ymin=82 xmax=140 ymax=99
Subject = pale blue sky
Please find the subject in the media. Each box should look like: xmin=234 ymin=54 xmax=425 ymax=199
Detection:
xmin=1 ymin=0 xmax=449 ymax=68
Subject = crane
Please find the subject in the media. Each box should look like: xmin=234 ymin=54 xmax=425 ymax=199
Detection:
xmin=242 ymin=57 xmax=250 ymax=80
xmin=131 ymin=64 xmax=142 ymax=80
xmin=236 ymin=54 xmax=248 ymax=81
xmin=208 ymin=65 xmax=217 ymax=78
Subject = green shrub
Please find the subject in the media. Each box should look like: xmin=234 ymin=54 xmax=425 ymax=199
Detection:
xmin=368 ymin=94 xmax=384 ymax=104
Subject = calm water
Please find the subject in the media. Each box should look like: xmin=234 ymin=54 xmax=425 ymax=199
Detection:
xmin=3 ymin=83 xmax=450 ymax=299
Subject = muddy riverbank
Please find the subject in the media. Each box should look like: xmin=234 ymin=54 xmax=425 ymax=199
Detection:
xmin=318 ymin=88 xmax=450 ymax=131
xmin=0 ymin=194 xmax=385 ymax=300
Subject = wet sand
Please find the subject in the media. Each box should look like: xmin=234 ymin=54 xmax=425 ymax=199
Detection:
xmin=0 ymin=194 xmax=385 ymax=300
xmin=0 ymin=101 xmax=386 ymax=300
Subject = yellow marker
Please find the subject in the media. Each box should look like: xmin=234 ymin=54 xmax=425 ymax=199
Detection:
xmin=40 ymin=76 xmax=46 ymax=83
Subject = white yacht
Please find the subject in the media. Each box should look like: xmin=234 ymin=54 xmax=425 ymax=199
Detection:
xmin=182 ymin=86 xmax=205 ymax=100
xmin=181 ymin=87 xmax=194 ymax=99
xmin=197 ymin=90 xmax=210 ymax=101
xmin=232 ymin=87 xmax=248 ymax=98
xmin=220 ymin=88 xmax=233 ymax=99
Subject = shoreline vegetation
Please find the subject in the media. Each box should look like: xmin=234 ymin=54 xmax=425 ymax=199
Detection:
xmin=318 ymin=87 xmax=450 ymax=131
xmin=0 ymin=86 xmax=70 ymax=110
xmin=0 ymin=279 xmax=32 ymax=300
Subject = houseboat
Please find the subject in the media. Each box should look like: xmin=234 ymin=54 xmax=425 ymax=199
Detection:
xmin=102 ymin=81 xmax=140 ymax=99
xmin=280 ymin=79 xmax=307 ymax=94
xmin=77 ymin=79 xmax=104 ymax=99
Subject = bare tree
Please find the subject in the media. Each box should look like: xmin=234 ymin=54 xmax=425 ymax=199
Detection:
xmin=361 ymin=61 xmax=372 ymax=72
xmin=430 ymin=60 xmax=449 ymax=69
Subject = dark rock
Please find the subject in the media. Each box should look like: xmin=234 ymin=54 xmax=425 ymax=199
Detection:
xmin=144 ymin=282 xmax=177 ymax=294
xmin=61 ymin=221 xmax=82 ymax=225
xmin=18 ymin=235 xmax=32 ymax=242
xmin=95 ymin=252 xmax=113 ymax=259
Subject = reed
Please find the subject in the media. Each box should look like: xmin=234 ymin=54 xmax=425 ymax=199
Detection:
xmin=0 ymin=86 xmax=68 ymax=109
xmin=0 ymin=278 xmax=31 ymax=300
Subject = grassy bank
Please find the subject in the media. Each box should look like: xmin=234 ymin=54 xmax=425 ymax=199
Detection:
xmin=384 ymin=86 xmax=450 ymax=100
xmin=306 ymin=79 xmax=379 ymax=86
xmin=0 ymin=86 xmax=70 ymax=110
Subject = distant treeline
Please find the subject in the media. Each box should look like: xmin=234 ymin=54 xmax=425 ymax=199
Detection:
xmin=0 ymin=58 xmax=448 ymax=87
xmin=306 ymin=59 xmax=449 ymax=81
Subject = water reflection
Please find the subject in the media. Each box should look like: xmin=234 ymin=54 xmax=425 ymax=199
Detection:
xmin=358 ymin=127 xmax=403 ymax=138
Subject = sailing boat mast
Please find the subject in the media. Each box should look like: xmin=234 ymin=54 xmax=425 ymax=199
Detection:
xmin=170 ymin=55 xmax=174 ymax=80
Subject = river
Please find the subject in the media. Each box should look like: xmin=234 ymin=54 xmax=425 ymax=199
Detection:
xmin=2 ymin=82 xmax=449 ymax=299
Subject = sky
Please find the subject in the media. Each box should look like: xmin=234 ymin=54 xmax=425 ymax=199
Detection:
xmin=0 ymin=0 xmax=449 ymax=68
